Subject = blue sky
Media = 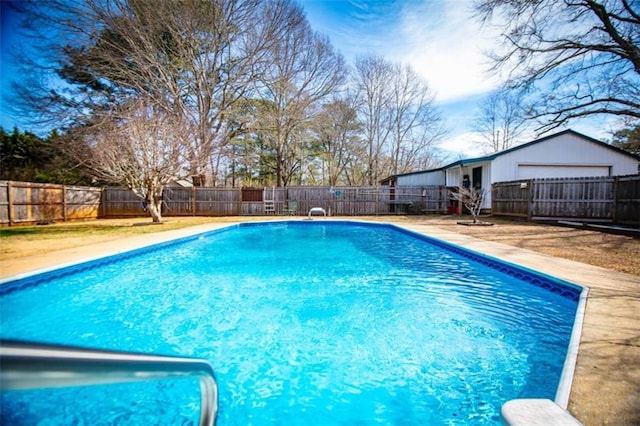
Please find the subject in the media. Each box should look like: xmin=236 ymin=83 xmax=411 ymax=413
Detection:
xmin=301 ymin=0 xmax=499 ymax=102
xmin=301 ymin=0 xmax=507 ymax=157
xmin=1 ymin=0 xmax=33 ymax=138
xmin=300 ymin=0 xmax=618 ymax=158
xmin=1 ymin=0 xmax=20 ymax=132
xmin=0 ymin=0 xmax=614 ymax=158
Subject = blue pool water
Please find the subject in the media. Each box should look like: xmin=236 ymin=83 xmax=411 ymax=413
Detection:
xmin=0 ymin=221 xmax=581 ymax=425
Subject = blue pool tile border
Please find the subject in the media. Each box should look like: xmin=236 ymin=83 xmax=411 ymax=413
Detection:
xmin=385 ymin=224 xmax=584 ymax=302
xmin=385 ymin=223 xmax=583 ymax=302
xmin=1 ymin=220 xmax=582 ymax=302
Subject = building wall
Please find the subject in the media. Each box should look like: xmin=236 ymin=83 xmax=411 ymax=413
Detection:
xmin=465 ymin=162 xmax=492 ymax=209
xmin=444 ymin=162 xmax=493 ymax=209
xmin=516 ymin=165 xmax=611 ymax=179
xmin=446 ymin=166 xmax=462 ymax=187
xmin=491 ymin=132 xmax=639 ymax=182
xmin=391 ymin=131 xmax=639 ymax=213
xmin=397 ymin=170 xmax=445 ymax=186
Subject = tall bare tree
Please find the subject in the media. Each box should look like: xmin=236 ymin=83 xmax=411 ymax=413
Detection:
xmin=353 ymin=55 xmax=444 ymax=184
xmin=388 ymin=62 xmax=446 ymax=174
xmin=476 ymin=0 xmax=640 ymax=131
xmin=353 ymin=55 xmax=395 ymax=185
xmin=473 ymin=89 xmax=530 ymax=152
xmin=311 ymin=95 xmax=362 ymax=185
xmin=248 ymin=2 xmax=347 ymax=187
xmin=14 ymin=0 xmax=294 ymax=185
xmin=83 ymin=99 xmax=188 ymax=223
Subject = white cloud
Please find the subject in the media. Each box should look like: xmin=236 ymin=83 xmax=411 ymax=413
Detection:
xmin=390 ymin=0 xmax=503 ymax=102
xmin=302 ymin=0 xmax=503 ymax=104
xmin=438 ymin=131 xmax=486 ymax=159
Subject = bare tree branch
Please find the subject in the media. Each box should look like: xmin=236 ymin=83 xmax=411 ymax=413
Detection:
xmin=81 ymin=98 xmax=188 ymax=222
xmin=473 ymin=89 xmax=533 ymax=152
xmin=353 ymin=55 xmax=444 ymax=184
xmin=476 ymin=0 xmax=640 ymax=130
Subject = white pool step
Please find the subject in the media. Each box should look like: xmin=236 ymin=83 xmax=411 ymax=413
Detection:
xmin=502 ymin=399 xmax=582 ymax=426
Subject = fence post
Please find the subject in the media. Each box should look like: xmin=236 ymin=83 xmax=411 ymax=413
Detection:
xmin=612 ymin=176 xmax=618 ymax=225
xmin=100 ymin=187 xmax=106 ymax=218
xmin=191 ymin=186 xmax=197 ymax=216
xmin=7 ymin=181 xmax=14 ymax=226
xmin=62 ymin=185 xmax=67 ymax=222
xmin=527 ymin=179 xmax=534 ymax=221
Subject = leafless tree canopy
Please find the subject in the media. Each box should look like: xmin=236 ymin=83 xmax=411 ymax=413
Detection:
xmin=84 ymin=99 xmax=188 ymax=222
xmin=473 ymin=89 xmax=531 ymax=152
xmin=476 ymin=0 xmax=640 ymax=131
xmin=310 ymin=95 xmax=363 ymax=186
xmin=388 ymin=63 xmax=446 ymax=174
xmin=16 ymin=0 xmax=297 ymax=184
xmin=247 ymin=2 xmax=347 ymax=186
xmin=12 ymin=0 xmax=445 ymax=190
xmin=353 ymin=55 xmax=445 ymax=185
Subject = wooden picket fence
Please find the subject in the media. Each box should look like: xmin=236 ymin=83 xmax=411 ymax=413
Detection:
xmin=492 ymin=175 xmax=640 ymax=226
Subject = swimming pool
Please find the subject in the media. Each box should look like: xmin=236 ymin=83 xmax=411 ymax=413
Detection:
xmin=0 ymin=221 xmax=585 ymax=425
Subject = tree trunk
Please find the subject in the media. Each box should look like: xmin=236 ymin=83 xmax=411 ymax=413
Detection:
xmin=146 ymin=186 xmax=164 ymax=223
xmin=147 ymin=199 xmax=163 ymax=223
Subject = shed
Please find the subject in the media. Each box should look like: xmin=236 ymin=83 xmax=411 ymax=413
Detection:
xmin=383 ymin=129 xmax=640 ymax=210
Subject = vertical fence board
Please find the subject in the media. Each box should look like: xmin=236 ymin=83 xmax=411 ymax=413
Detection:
xmin=493 ymin=175 xmax=639 ymax=225
xmin=529 ymin=177 xmax=614 ymax=220
xmin=491 ymin=180 xmax=531 ymax=218
xmin=102 ymin=187 xmax=146 ymax=217
xmin=0 ymin=181 xmax=101 ymax=225
xmin=615 ymin=175 xmax=640 ymax=226
xmin=0 ymin=182 xmax=9 ymax=225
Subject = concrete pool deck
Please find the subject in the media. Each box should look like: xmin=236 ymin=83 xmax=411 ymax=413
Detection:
xmin=1 ymin=219 xmax=638 ymax=425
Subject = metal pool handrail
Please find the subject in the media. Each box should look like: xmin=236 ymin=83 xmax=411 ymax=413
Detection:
xmin=0 ymin=340 xmax=218 ymax=426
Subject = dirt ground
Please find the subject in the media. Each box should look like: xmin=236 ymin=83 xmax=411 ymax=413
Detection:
xmin=1 ymin=215 xmax=638 ymax=276
xmin=404 ymin=216 xmax=640 ymax=276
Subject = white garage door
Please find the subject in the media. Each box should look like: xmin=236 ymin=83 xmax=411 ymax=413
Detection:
xmin=517 ymin=165 xmax=610 ymax=179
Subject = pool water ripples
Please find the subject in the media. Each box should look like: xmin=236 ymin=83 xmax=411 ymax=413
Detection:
xmin=0 ymin=221 xmax=579 ymax=425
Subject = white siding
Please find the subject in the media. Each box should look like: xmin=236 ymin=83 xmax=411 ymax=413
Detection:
xmin=445 ymin=162 xmax=492 ymax=209
xmin=446 ymin=167 xmax=462 ymax=187
xmin=517 ymin=165 xmax=610 ymax=179
xmin=397 ymin=170 xmax=445 ymax=186
xmin=468 ymin=162 xmax=492 ymax=209
xmin=392 ymin=130 xmax=638 ymax=213
xmin=491 ymin=132 xmax=638 ymax=182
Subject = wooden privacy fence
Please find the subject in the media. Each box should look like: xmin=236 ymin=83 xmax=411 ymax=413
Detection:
xmin=102 ymin=185 xmax=450 ymax=217
xmin=492 ymin=175 xmax=640 ymax=226
xmin=4 ymin=177 xmax=637 ymax=225
xmin=0 ymin=181 xmax=102 ymax=225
